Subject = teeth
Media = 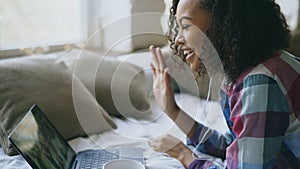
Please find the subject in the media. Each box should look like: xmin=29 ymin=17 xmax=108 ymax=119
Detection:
xmin=184 ymin=50 xmax=193 ymax=55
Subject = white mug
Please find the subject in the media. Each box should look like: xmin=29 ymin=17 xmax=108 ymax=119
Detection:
xmin=103 ymin=159 xmax=145 ymax=169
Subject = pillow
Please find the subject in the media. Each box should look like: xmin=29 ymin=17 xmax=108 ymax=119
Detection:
xmin=287 ymin=30 xmax=300 ymax=57
xmin=59 ymin=49 xmax=152 ymax=119
xmin=0 ymin=55 xmax=116 ymax=156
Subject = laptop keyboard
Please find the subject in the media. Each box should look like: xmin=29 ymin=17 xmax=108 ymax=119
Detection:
xmin=79 ymin=150 xmax=119 ymax=169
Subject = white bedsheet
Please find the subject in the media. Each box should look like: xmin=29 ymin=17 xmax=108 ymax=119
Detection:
xmin=69 ymin=119 xmax=186 ymax=169
xmin=0 ymin=115 xmax=185 ymax=169
xmin=0 ymin=93 xmax=227 ymax=169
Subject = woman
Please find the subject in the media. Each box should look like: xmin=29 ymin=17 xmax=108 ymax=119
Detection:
xmin=149 ymin=0 xmax=300 ymax=168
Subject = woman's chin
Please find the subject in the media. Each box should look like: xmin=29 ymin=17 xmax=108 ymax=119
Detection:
xmin=189 ymin=65 xmax=199 ymax=73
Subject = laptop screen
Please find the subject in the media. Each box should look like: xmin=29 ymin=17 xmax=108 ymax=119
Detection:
xmin=9 ymin=105 xmax=76 ymax=169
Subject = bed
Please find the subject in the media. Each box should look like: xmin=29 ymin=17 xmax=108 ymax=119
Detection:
xmin=0 ymin=112 xmax=186 ymax=169
xmin=0 ymin=48 xmax=228 ymax=169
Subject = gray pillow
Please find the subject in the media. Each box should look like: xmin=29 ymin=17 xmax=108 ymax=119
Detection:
xmin=0 ymin=56 xmax=116 ymax=156
xmin=59 ymin=49 xmax=152 ymax=119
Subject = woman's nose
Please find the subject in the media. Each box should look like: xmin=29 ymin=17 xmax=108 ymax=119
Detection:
xmin=175 ymin=32 xmax=184 ymax=45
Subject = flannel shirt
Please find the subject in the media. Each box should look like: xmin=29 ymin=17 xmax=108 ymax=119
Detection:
xmin=187 ymin=51 xmax=300 ymax=169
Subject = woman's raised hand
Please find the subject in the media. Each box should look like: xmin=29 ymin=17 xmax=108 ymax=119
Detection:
xmin=149 ymin=45 xmax=179 ymax=117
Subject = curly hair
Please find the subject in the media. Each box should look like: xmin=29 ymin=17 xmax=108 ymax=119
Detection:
xmin=167 ymin=0 xmax=291 ymax=82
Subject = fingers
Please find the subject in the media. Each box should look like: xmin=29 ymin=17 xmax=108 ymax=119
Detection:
xmin=149 ymin=45 xmax=158 ymax=67
xmin=149 ymin=134 xmax=184 ymax=156
xmin=148 ymin=139 xmax=161 ymax=152
xmin=156 ymin=47 xmax=167 ymax=70
xmin=149 ymin=46 xmax=160 ymax=76
xmin=149 ymin=45 xmax=166 ymax=73
xmin=149 ymin=134 xmax=178 ymax=148
xmin=150 ymin=63 xmax=156 ymax=78
xmin=164 ymin=68 xmax=171 ymax=89
xmin=151 ymin=63 xmax=171 ymax=91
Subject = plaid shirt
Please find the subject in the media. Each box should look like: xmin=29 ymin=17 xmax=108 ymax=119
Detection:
xmin=187 ymin=51 xmax=300 ymax=169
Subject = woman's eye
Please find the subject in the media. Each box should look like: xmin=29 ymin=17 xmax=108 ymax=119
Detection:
xmin=182 ymin=24 xmax=191 ymax=29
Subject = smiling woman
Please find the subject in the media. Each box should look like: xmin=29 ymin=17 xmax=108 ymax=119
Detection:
xmin=149 ymin=0 xmax=300 ymax=168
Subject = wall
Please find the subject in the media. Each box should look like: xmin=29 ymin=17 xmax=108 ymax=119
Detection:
xmin=131 ymin=0 xmax=167 ymax=51
xmin=85 ymin=0 xmax=168 ymax=53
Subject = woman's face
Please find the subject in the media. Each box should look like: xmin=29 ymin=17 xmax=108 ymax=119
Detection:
xmin=175 ymin=0 xmax=212 ymax=73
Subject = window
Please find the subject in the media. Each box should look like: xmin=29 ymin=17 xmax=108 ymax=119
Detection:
xmin=0 ymin=0 xmax=87 ymax=51
xmin=276 ymin=0 xmax=299 ymax=31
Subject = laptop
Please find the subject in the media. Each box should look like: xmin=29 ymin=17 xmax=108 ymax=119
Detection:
xmin=8 ymin=105 xmax=144 ymax=169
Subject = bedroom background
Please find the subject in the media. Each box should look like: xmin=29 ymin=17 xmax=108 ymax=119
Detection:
xmin=0 ymin=0 xmax=299 ymax=168
xmin=1 ymin=0 xmax=299 ymax=56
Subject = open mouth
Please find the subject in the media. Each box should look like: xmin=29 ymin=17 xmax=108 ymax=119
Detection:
xmin=176 ymin=44 xmax=195 ymax=62
xmin=183 ymin=50 xmax=195 ymax=61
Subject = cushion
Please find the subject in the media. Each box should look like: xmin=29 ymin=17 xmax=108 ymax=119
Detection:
xmin=0 ymin=55 xmax=116 ymax=156
xmin=59 ymin=49 xmax=152 ymax=119
xmin=287 ymin=30 xmax=300 ymax=57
